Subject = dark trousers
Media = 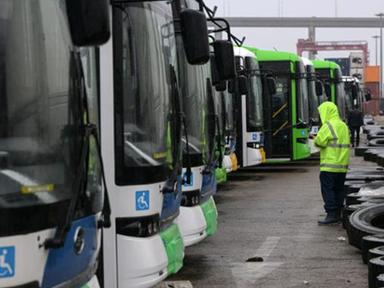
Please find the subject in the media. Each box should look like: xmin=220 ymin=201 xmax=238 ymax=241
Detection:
xmin=350 ymin=126 xmax=361 ymax=147
xmin=320 ymin=171 xmax=346 ymax=213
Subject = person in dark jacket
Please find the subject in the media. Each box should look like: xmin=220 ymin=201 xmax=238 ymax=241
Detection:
xmin=347 ymin=108 xmax=364 ymax=147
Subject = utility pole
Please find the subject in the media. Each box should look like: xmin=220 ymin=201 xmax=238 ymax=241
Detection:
xmin=308 ymin=25 xmax=316 ymax=60
xmin=376 ymin=13 xmax=384 ymax=110
xmin=373 ymin=35 xmax=380 ymax=66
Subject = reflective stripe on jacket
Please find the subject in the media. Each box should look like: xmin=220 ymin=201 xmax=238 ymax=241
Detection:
xmin=314 ymin=101 xmax=350 ymax=173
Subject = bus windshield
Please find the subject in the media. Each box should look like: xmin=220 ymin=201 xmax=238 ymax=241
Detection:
xmin=112 ymin=1 xmax=177 ymax=182
xmin=245 ymin=57 xmax=263 ymax=130
xmin=0 ymin=0 xmax=101 ymax=234
xmin=297 ymin=61 xmax=309 ymax=124
xmin=179 ymin=53 xmax=210 ymax=160
xmin=306 ymin=65 xmax=320 ymax=123
xmin=335 ymin=69 xmax=346 ymax=120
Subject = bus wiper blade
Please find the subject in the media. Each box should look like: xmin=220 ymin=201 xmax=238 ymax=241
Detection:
xmin=163 ymin=65 xmax=184 ymax=194
xmin=44 ymin=124 xmax=111 ymax=249
xmin=44 ymin=124 xmax=94 ymax=248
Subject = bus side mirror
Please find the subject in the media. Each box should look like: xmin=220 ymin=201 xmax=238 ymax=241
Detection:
xmin=180 ymin=9 xmax=210 ymax=65
xmin=365 ymin=92 xmax=372 ymax=101
xmin=66 ymin=0 xmax=110 ymax=46
xmin=213 ymin=40 xmax=236 ymax=80
xmin=315 ymin=80 xmax=323 ymax=97
xmin=266 ymin=77 xmax=276 ymax=95
xmin=210 ymin=54 xmax=227 ymax=91
xmin=238 ymin=76 xmax=248 ymax=95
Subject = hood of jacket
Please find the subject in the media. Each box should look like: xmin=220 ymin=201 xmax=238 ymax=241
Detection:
xmin=318 ymin=101 xmax=340 ymax=124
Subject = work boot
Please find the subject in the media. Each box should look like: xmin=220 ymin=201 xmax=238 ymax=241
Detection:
xmin=318 ymin=211 xmax=340 ymax=225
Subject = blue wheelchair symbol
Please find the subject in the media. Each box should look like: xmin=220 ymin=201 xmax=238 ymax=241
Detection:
xmin=182 ymin=172 xmax=194 ymax=187
xmin=136 ymin=191 xmax=150 ymax=211
xmin=252 ymin=133 xmax=258 ymax=141
xmin=0 ymin=247 xmax=15 ymax=278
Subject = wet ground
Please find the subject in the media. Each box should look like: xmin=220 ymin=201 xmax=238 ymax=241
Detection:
xmin=166 ymin=153 xmax=372 ymax=287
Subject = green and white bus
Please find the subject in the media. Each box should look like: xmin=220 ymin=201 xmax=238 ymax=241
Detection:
xmin=312 ymin=59 xmax=347 ymax=120
xmin=247 ymin=48 xmax=311 ymax=162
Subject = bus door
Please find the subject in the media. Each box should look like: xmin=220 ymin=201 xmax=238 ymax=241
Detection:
xmin=261 ymin=62 xmax=291 ymax=159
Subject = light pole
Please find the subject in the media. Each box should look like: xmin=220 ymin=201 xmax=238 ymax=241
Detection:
xmin=376 ymin=13 xmax=384 ymax=111
xmin=373 ymin=35 xmax=380 ymax=66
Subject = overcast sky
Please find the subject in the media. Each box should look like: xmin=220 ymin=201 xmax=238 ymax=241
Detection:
xmin=204 ymin=0 xmax=384 ymax=64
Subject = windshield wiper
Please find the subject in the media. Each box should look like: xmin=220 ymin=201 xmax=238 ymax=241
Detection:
xmin=204 ymin=78 xmax=218 ymax=173
xmin=163 ymin=65 xmax=187 ymax=193
xmin=45 ymin=51 xmax=111 ymax=249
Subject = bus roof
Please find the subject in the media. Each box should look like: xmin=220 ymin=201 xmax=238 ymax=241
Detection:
xmin=244 ymin=47 xmax=302 ymax=62
xmin=234 ymin=46 xmax=257 ymax=59
xmin=312 ymin=59 xmax=340 ymax=70
xmin=301 ymin=57 xmax=313 ymax=67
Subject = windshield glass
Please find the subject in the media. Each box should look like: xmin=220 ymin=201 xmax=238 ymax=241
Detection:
xmin=336 ymin=81 xmax=346 ymax=120
xmin=113 ymin=2 xmax=177 ymax=180
xmin=179 ymin=56 xmax=210 ymax=157
xmin=344 ymin=82 xmax=354 ymax=113
xmin=223 ymin=89 xmax=234 ymax=133
xmin=0 ymin=0 xmax=101 ymax=218
xmin=334 ymin=68 xmax=346 ymax=120
xmin=306 ymin=65 xmax=319 ymax=122
xmin=297 ymin=61 xmax=309 ymax=124
xmin=245 ymin=56 xmax=263 ymax=130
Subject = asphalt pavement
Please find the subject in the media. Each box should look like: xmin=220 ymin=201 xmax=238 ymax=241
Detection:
xmin=168 ymin=154 xmax=371 ymax=287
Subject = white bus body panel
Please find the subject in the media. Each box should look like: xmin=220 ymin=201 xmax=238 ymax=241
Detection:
xmin=100 ymin=28 xmax=166 ymax=288
xmin=117 ymin=234 xmax=168 ymax=288
xmin=222 ymin=155 xmax=233 ymax=173
xmin=175 ymin=208 xmax=207 ymax=247
xmin=0 ymin=230 xmax=51 ymax=287
xmin=178 ymin=165 xmax=207 ymax=246
xmin=181 ymin=166 xmax=204 ymax=192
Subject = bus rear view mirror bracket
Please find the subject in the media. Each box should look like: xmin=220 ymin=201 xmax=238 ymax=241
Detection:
xmin=66 ymin=0 xmax=110 ymax=46
xmin=180 ymin=9 xmax=210 ymax=65
xmin=213 ymin=40 xmax=236 ymax=80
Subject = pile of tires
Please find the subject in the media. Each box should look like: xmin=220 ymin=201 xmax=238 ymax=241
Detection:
xmin=344 ymin=125 xmax=384 ymax=287
xmin=369 ymin=139 xmax=384 ymax=147
xmin=368 ymin=131 xmax=384 ymax=141
xmin=356 ymin=146 xmax=371 ymax=157
xmin=348 ymin=204 xmax=384 ymax=249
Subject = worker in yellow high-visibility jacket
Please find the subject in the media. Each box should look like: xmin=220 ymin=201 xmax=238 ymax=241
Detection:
xmin=314 ymin=101 xmax=350 ymax=225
